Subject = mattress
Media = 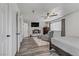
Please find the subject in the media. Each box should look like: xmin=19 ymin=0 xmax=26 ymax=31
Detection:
xmin=51 ymin=37 xmax=79 ymax=56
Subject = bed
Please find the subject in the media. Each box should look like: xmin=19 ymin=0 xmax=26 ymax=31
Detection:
xmin=51 ymin=37 xmax=79 ymax=56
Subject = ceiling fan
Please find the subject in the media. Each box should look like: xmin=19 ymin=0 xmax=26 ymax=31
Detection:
xmin=41 ymin=12 xmax=58 ymax=19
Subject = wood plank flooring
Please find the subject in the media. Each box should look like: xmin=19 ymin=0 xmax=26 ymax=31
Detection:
xmin=16 ymin=37 xmax=58 ymax=56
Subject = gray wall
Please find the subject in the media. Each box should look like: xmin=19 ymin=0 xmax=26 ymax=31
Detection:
xmin=65 ymin=11 xmax=79 ymax=37
xmin=50 ymin=10 xmax=79 ymax=37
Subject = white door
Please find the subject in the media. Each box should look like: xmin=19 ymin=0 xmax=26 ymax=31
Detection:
xmin=0 ymin=4 xmax=4 ymax=56
xmin=0 ymin=4 xmax=16 ymax=56
xmin=23 ymin=23 xmax=28 ymax=37
xmin=2 ymin=4 xmax=8 ymax=56
xmin=9 ymin=4 xmax=18 ymax=55
xmin=0 ymin=3 xmax=23 ymax=56
xmin=0 ymin=4 xmax=11 ymax=56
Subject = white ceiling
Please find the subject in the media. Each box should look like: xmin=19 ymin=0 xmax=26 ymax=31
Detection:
xmin=17 ymin=3 xmax=79 ymax=21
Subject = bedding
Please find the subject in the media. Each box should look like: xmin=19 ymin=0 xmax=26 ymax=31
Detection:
xmin=51 ymin=37 xmax=79 ymax=56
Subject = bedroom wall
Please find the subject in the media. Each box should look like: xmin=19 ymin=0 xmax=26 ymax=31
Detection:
xmin=50 ymin=10 xmax=79 ymax=37
xmin=65 ymin=10 xmax=79 ymax=37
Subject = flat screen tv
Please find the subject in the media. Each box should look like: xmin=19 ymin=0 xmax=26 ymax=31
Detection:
xmin=31 ymin=22 xmax=39 ymax=27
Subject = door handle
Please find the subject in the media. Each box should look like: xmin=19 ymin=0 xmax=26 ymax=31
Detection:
xmin=16 ymin=33 xmax=20 ymax=35
xmin=6 ymin=35 xmax=10 ymax=37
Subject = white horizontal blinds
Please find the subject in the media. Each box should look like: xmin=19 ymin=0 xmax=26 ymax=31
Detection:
xmin=50 ymin=21 xmax=61 ymax=31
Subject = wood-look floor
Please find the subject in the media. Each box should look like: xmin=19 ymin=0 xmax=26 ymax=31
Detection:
xmin=16 ymin=37 xmax=58 ymax=56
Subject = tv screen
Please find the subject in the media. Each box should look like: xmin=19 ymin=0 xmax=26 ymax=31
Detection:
xmin=31 ymin=22 xmax=39 ymax=27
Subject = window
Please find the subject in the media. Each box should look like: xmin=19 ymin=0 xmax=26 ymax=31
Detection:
xmin=50 ymin=21 xmax=61 ymax=31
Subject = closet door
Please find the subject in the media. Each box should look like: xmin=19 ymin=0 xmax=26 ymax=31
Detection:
xmin=0 ymin=4 xmax=4 ymax=56
xmin=0 ymin=4 xmax=7 ymax=56
xmin=0 ymin=4 xmax=12 ymax=56
xmin=3 ymin=4 xmax=12 ymax=56
xmin=1 ymin=4 xmax=8 ymax=56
